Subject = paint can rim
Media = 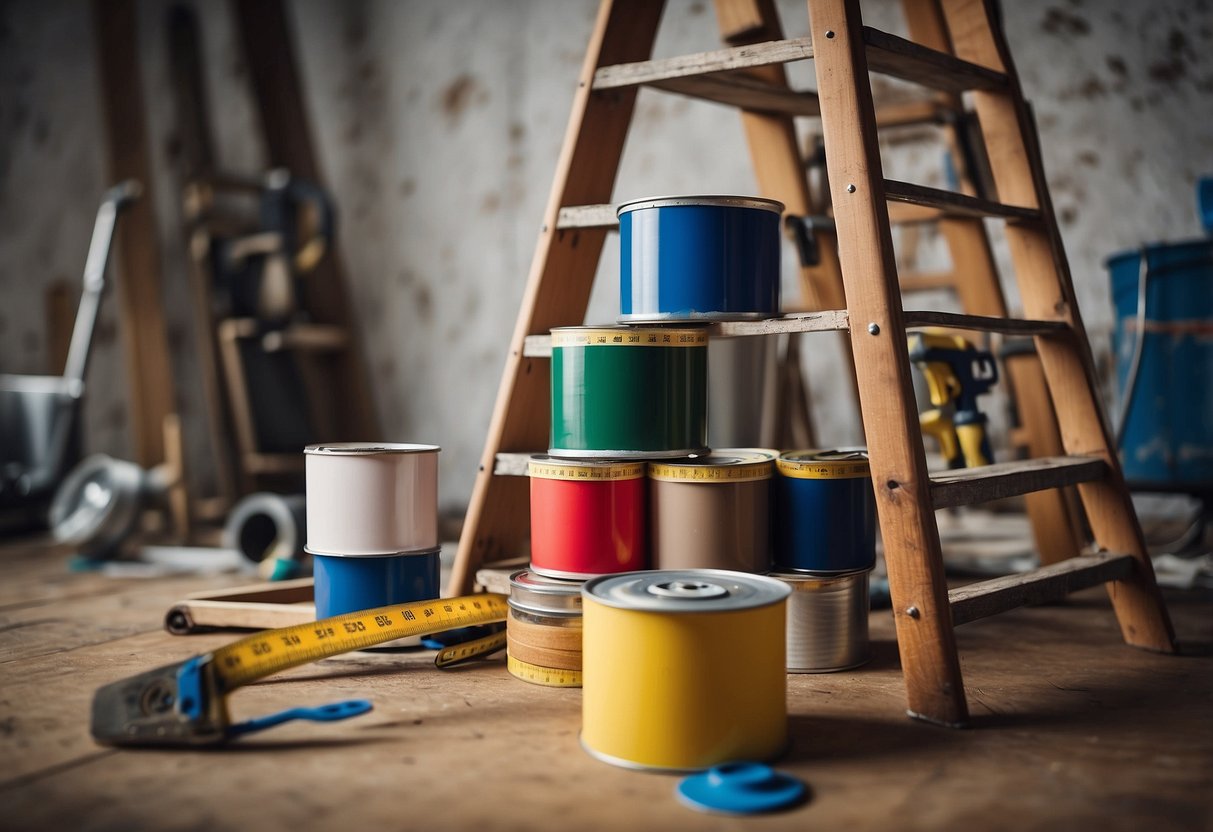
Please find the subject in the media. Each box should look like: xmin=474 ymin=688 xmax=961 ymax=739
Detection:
xmin=305 ymin=442 xmax=441 ymax=455
xmin=583 ymin=569 xmax=790 ymax=613
xmin=527 ymin=456 xmax=645 ymax=481
xmin=648 ymin=449 xmax=776 ymax=482
xmin=615 ymin=195 xmax=785 ymax=216
xmin=776 ymin=448 xmax=870 ymax=479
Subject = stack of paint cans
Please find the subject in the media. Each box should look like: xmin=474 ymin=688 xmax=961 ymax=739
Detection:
xmin=517 ymin=195 xmax=786 ymax=692
xmin=305 ymin=443 xmax=442 ymax=618
xmin=771 ymin=449 xmax=876 ymax=672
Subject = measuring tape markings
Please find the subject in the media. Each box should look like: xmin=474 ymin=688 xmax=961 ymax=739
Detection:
xmin=434 ymin=629 xmax=508 ymax=668
xmin=506 ymin=654 xmax=583 ymax=688
xmin=213 ymin=594 xmax=510 ymax=690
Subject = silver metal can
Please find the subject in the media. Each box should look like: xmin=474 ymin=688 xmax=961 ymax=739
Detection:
xmin=772 ymin=569 xmax=870 ymax=672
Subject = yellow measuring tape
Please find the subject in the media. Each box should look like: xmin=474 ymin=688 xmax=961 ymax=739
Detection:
xmin=506 ymin=654 xmax=583 ymax=688
xmin=213 ymin=594 xmax=509 ymax=688
xmin=91 ymin=593 xmax=509 ymax=747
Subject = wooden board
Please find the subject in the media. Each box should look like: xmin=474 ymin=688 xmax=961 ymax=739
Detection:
xmin=93 ymin=0 xmax=177 ymax=467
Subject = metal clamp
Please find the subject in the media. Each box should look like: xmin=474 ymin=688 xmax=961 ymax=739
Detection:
xmin=784 ymin=214 xmax=836 ymax=268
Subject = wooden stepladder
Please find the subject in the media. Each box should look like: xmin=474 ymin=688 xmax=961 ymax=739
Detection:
xmin=453 ymin=0 xmax=1176 ymax=726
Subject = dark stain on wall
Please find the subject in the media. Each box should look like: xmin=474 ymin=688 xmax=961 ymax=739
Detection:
xmin=440 ymin=74 xmax=486 ymax=124
xmin=1041 ymin=7 xmax=1091 ymax=37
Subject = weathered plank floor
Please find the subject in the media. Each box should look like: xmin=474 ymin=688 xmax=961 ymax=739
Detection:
xmin=1 ymin=537 xmax=1209 ymax=831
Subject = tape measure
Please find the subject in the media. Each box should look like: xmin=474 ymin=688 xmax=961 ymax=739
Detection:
xmin=506 ymin=654 xmax=583 ymax=688
xmin=91 ymin=593 xmax=509 ymax=747
xmin=434 ymin=629 xmax=507 ymax=668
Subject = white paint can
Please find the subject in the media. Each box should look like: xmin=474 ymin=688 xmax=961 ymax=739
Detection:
xmin=304 ymin=443 xmax=439 ymax=555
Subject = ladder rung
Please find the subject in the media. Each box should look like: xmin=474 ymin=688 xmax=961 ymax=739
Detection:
xmin=557 ymin=204 xmax=618 ymax=230
xmin=884 ymin=179 xmax=1039 ymax=221
xmin=520 ymin=310 xmax=852 ymax=356
xmin=495 ymin=452 xmax=534 ymax=476
xmin=646 ymin=74 xmax=820 ymax=117
xmin=949 ymin=553 xmax=1136 ymax=626
xmin=519 ymin=310 xmax=1057 ymax=355
xmin=899 ymin=271 xmax=955 ymax=292
xmin=875 ymin=99 xmax=949 ymax=129
xmin=594 ymin=37 xmax=814 ymax=91
xmin=931 ymin=455 xmax=1107 ymax=510
xmin=862 ymin=26 xmax=1008 ymax=92
xmin=903 ymin=310 xmax=1069 ymax=336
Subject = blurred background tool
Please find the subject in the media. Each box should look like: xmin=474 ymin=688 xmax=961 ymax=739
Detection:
xmin=908 ymin=332 xmax=998 ymax=469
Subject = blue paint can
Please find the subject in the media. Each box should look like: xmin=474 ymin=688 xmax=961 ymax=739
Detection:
xmin=1108 ymin=240 xmax=1213 ymax=488
xmin=617 ymin=196 xmax=783 ymax=322
xmin=312 ymin=547 xmax=441 ymax=618
xmin=773 ymin=450 xmax=875 ymax=573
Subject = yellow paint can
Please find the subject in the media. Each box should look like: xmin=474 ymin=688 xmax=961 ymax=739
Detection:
xmin=580 ymin=570 xmax=790 ymax=771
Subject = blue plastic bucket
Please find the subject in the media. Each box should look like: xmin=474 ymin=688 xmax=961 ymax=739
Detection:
xmin=313 ymin=548 xmax=441 ymax=618
xmin=1108 ymin=240 xmax=1213 ymax=487
xmin=773 ymin=450 xmax=876 ymax=573
xmin=617 ymin=196 xmax=782 ymax=322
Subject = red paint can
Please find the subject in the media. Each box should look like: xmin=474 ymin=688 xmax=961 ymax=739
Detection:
xmin=528 ymin=456 xmax=647 ymax=579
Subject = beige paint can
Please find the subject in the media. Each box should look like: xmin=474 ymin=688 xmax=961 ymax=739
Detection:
xmin=648 ymin=449 xmax=775 ymax=573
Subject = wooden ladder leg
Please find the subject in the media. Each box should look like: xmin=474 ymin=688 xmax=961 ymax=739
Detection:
xmin=938 ymin=0 xmax=1175 ymax=651
xmin=809 ymin=0 xmax=968 ymax=726
xmin=448 ymin=0 xmax=666 ymax=595
xmin=903 ymin=0 xmax=1085 ymax=566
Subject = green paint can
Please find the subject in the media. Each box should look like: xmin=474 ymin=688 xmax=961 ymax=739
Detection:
xmin=549 ymin=326 xmax=709 ymax=459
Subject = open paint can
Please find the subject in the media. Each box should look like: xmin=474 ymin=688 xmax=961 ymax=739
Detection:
xmin=581 ymin=569 xmax=789 ymax=771
xmin=773 ymin=569 xmax=870 ymax=672
xmin=312 ymin=547 xmax=441 ymax=618
xmin=617 ymin=196 xmax=783 ymax=322
xmin=774 ymin=449 xmax=875 ymax=573
xmin=528 ymin=456 xmax=646 ymax=579
xmin=649 ymin=449 xmax=775 ymax=572
xmin=305 ymin=443 xmax=439 ymax=555
xmin=549 ymin=327 xmax=708 ymax=459
xmin=507 ymin=569 xmax=583 ymax=686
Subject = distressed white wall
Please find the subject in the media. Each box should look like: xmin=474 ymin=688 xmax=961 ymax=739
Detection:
xmin=2 ymin=0 xmax=1211 ymax=515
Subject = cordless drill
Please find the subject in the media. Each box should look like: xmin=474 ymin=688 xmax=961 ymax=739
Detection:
xmin=907 ymin=333 xmax=998 ymax=468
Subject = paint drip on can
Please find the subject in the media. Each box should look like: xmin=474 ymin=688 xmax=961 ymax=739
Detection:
xmin=773 ymin=569 xmax=871 ymax=673
xmin=648 ymin=449 xmax=775 ymax=573
xmin=528 ymin=456 xmax=646 ymax=579
xmin=774 ymin=449 xmax=876 ymax=573
xmin=507 ymin=569 xmax=583 ymax=687
xmin=581 ymin=569 xmax=790 ymax=771
xmin=549 ymin=326 xmax=709 ymax=459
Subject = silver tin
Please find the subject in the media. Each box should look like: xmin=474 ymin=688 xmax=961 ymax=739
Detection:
xmin=508 ymin=569 xmax=584 ymax=618
xmin=772 ymin=569 xmax=871 ymax=672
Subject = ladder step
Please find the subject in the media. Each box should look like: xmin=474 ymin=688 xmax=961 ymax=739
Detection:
xmin=519 ymin=310 xmax=1061 ymax=356
xmin=875 ymin=99 xmax=949 ymax=129
xmin=862 ymin=26 xmax=1008 ymax=92
xmin=495 ymin=452 xmax=534 ymax=476
xmin=931 ymin=455 xmax=1107 ymax=510
xmin=949 ymin=553 xmax=1136 ymax=626
xmin=884 ymin=179 xmax=1039 ymax=221
xmin=593 ymin=37 xmax=819 ymax=117
xmin=557 ymin=204 xmax=617 ymax=230
xmin=899 ymin=271 xmax=956 ymax=292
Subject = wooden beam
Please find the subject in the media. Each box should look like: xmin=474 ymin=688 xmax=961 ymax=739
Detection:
xmin=93 ymin=0 xmax=177 ymax=467
xmin=593 ymin=37 xmax=814 ymax=89
xmin=809 ymin=0 xmax=967 ymax=726
xmin=884 ymin=178 xmax=1039 ymax=220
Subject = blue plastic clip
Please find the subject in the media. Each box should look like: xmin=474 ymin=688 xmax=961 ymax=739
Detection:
xmin=175 ymin=657 xmax=372 ymax=740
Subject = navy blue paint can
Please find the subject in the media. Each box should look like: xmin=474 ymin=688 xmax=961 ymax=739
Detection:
xmin=313 ymin=547 xmax=441 ymax=618
xmin=774 ymin=450 xmax=876 ymax=573
xmin=617 ymin=196 xmax=783 ymax=322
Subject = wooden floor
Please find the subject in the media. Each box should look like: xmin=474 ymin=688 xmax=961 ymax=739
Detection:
xmin=1 ymin=536 xmax=1210 ymax=831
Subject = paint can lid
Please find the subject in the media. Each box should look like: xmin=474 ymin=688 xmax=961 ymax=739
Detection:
xmin=583 ymin=569 xmax=789 ymax=613
xmin=769 ymin=568 xmax=871 ymax=589
xmin=305 ymin=442 xmax=441 ymax=455
xmin=648 ymin=449 xmax=776 ymax=482
xmin=615 ymin=195 xmax=785 ymax=215
xmin=305 ymin=545 xmax=443 ymax=558
xmin=776 ymin=448 xmax=870 ymax=479
xmin=550 ymin=326 xmax=708 ymax=348
xmin=528 ymin=455 xmax=645 ymax=481
xmin=676 ymin=763 xmax=807 ymax=815
xmin=508 ymin=569 xmax=584 ymax=616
